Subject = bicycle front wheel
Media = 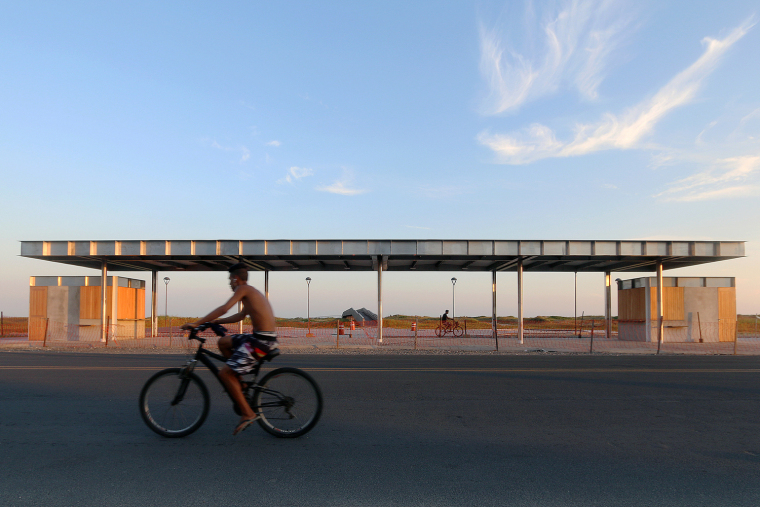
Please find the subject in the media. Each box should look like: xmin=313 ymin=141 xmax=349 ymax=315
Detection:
xmin=453 ymin=324 xmax=464 ymax=337
xmin=253 ymin=367 xmax=322 ymax=438
xmin=139 ymin=368 xmax=210 ymax=438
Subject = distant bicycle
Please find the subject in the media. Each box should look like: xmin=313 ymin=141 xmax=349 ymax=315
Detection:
xmin=435 ymin=319 xmax=463 ymax=338
xmin=139 ymin=322 xmax=322 ymax=438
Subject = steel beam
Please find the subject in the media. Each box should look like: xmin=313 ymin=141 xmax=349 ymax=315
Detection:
xmin=151 ymin=270 xmax=158 ymax=337
xmin=657 ymin=261 xmax=664 ymax=349
xmin=492 ymin=271 xmax=498 ymax=349
xmin=101 ymin=260 xmax=107 ymax=342
xmin=518 ymin=258 xmax=524 ymax=344
xmin=377 ymin=256 xmax=383 ymax=344
xmin=605 ymin=271 xmax=611 ymax=339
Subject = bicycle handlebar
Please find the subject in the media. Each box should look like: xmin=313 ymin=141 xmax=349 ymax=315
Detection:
xmin=188 ymin=322 xmax=228 ymax=341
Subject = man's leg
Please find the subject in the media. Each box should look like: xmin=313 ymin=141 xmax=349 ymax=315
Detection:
xmin=220 ymin=366 xmax=256 ymax=421
xmin=218 ymin=336 xmax=234 ymax=358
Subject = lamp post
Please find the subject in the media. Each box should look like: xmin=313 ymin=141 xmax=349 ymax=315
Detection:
xmin=574 ymin=272 xmax=577 ymax=334
xmin=306 ymin=277 xmax=312 ymax=336
xmin=451 ymin=277 xmax=457 ymax=320
xmin=163 ymin=277 xmax=170 ymax=344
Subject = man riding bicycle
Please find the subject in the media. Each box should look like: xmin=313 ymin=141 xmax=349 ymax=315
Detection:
xmin=181 ymin=262 xmax=277 ymax=435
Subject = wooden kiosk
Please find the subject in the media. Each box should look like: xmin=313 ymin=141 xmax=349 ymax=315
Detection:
xmin=29 ymin=276 xmax=145 ymax=341
xmin=617 ymin=276 xmax=736 ymax=343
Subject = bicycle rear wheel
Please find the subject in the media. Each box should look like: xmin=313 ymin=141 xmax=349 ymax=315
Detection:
xmin=252 ymin=367 xmax=322 ymax=438
xmin=435 ymin=325 xmax=444 ymax=337
xmin=139 ymin=368 xmax=210 ymax=438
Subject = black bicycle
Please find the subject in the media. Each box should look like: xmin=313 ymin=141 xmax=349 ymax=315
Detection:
xmin=139 ymin=322 xmax=323 ymax=438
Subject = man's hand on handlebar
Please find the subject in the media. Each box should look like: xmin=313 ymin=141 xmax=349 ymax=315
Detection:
xmin=181 ymin=322 xmax=228 ymax=336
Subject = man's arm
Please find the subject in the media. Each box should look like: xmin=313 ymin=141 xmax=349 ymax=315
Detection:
xmin=182 ymin=288 xmax=245 ymax=329
xmin=214 ymin=311 xmax=246 ymax=325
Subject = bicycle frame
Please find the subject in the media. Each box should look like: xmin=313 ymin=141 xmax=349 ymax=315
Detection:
xmin=178 ymin=331 xmax=266 ymax=413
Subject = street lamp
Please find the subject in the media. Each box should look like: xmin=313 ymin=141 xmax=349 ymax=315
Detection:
xmin=451 ymin=277 xmax=457 ymax=320
xmin=163 ymin=277 xmax=170 ymax=344
xmin=306 ymin=277 xmax=312 ymax=336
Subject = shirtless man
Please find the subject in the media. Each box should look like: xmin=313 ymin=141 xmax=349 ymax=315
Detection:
xmin=181 ymin=262 xmax=277 ymax=435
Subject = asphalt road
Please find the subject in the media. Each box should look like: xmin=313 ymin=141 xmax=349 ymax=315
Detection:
xmin=1 ymin=351 xmax=759 ymax=506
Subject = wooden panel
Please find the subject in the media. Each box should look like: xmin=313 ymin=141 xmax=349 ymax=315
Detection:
xmin=618 ymin=288 xmax=646 ymax=320
xmin=118 ymin=287 xmax=144 ymax=320
xmin=718 ymin=287 xmax=736 ymax=342
xmin=29 ymin=287 xmax=48 ymax=341
xmin=663 ymin=287 xmax=684 ymax=320
xmin=80 ymin=286 xmax=115 ymax=320
xmin=118 ymin=287 xmax=135 ymax=320
xmin=136 ymin=289 xmax=145 ymax=320
xmin=29 ymin=287 xmax=47 ymax=317
xmin=80 ymin=287 xmax=101 ymax=320
xmin=646 ymin=287 xmax=685 ymax=321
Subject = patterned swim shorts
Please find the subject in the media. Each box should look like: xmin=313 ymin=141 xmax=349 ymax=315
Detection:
xmin=226 ymin=331 xmax=278 ymax=375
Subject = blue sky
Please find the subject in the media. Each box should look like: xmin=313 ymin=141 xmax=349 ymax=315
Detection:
xmin=1 ymin=0 xmax=758 ymax=318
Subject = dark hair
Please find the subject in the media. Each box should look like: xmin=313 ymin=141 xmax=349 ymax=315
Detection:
xmin=228 ymin=262 xmax=248 ymax=282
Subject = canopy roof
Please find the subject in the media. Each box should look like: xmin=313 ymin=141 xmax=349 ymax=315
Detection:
xmin=20 ymin=239 xmax=745 ymax=273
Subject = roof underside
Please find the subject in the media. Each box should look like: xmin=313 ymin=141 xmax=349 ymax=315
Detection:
xmin=20 ymin=240 xmax=745 ymax=273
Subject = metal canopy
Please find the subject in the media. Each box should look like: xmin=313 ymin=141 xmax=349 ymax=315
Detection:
xmin=20 ymin=239 xmax=745 ymax=273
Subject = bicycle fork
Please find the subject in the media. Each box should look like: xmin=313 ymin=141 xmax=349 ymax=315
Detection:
xmin=172 ymin=360 xmax=198 ymax=406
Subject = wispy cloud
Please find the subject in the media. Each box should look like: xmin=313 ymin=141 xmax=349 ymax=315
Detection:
xmin=478 ymin=18 xmax=755 ymax=164
xmin=655 ymin=155 xmax=760 ymax=202
xmin=316 ymin=169 xmax=367 ymax=196
xmin=266 ymin=140 xmax=281 ymax=147
xmin=208 ymin=140 xmax=250 ymax=163
xmin=479 ymin=0 xmax=635 ymax=114
xmin=278 ymin=166 xmax=313 ymax=184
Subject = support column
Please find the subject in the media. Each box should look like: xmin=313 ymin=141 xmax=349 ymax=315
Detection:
xmin=492 ymin=271 xmax=498 ymax=349
xmin=657 ymin=261 xmax=664 ymax=347
xmin=605 ymin=271 xmax=611 ymax=339
xmin=517 ymin=258 xmax=524 ymax=344
xmin=110 ymin=275 xmax=118 ymax=342
xmin=377 ymin=256 xmax=383 ymax=344
xmin=151 ymin=270 xmax=157 ymax=337
xmin=264 ymin=270 xmax=269 ymax=300
xmin=238 ymin=301 xmax=243 ymax=333
xmin=100 ymin=260 xmax=107 ymax=342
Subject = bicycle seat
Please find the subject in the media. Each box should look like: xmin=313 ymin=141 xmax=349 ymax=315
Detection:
xmin=261 ymin=348 xmax=280 ymax=362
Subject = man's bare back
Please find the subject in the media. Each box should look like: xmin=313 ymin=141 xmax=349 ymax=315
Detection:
xmin=231 ymin=283 xmax=276 ymax=333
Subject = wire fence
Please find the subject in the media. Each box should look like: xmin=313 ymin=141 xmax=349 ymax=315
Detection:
xmin=2 ymin=315 xmax=760 ymax=355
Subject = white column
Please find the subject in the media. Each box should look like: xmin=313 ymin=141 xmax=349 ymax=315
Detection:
xmin=110 ymin=276 xmax=119 ymax=341
xmin=377 ymin=256 xmax=383 ymax=344
xmin=605 ymin=271 xmax=611 ymax=339
xmin=151 ymin=270 xmax=157 ymax=337
xmin=492 ymin=271 xmax=498 ymax=349
xmin=100 ymin=261 xmax=107 ymax=342
xmin=657 ymin=261 xmax=664 ymax=345
xmin=265 ymin=270 xmax=269 ymax=300
xmin=517 ymin=258 xmax=524 ymax=344
xmin=238 ymin=301 xmax=243 ymax=333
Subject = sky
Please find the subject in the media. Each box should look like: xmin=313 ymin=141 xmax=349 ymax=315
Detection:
xmin=1 ymin=0 xmax=758 ymax=319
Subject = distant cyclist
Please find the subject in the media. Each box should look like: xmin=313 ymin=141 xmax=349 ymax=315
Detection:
xmin=441 ymin=310 xmax=450 ymax=324
xmin=181 ymin=262 xmax=278 ymax=435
